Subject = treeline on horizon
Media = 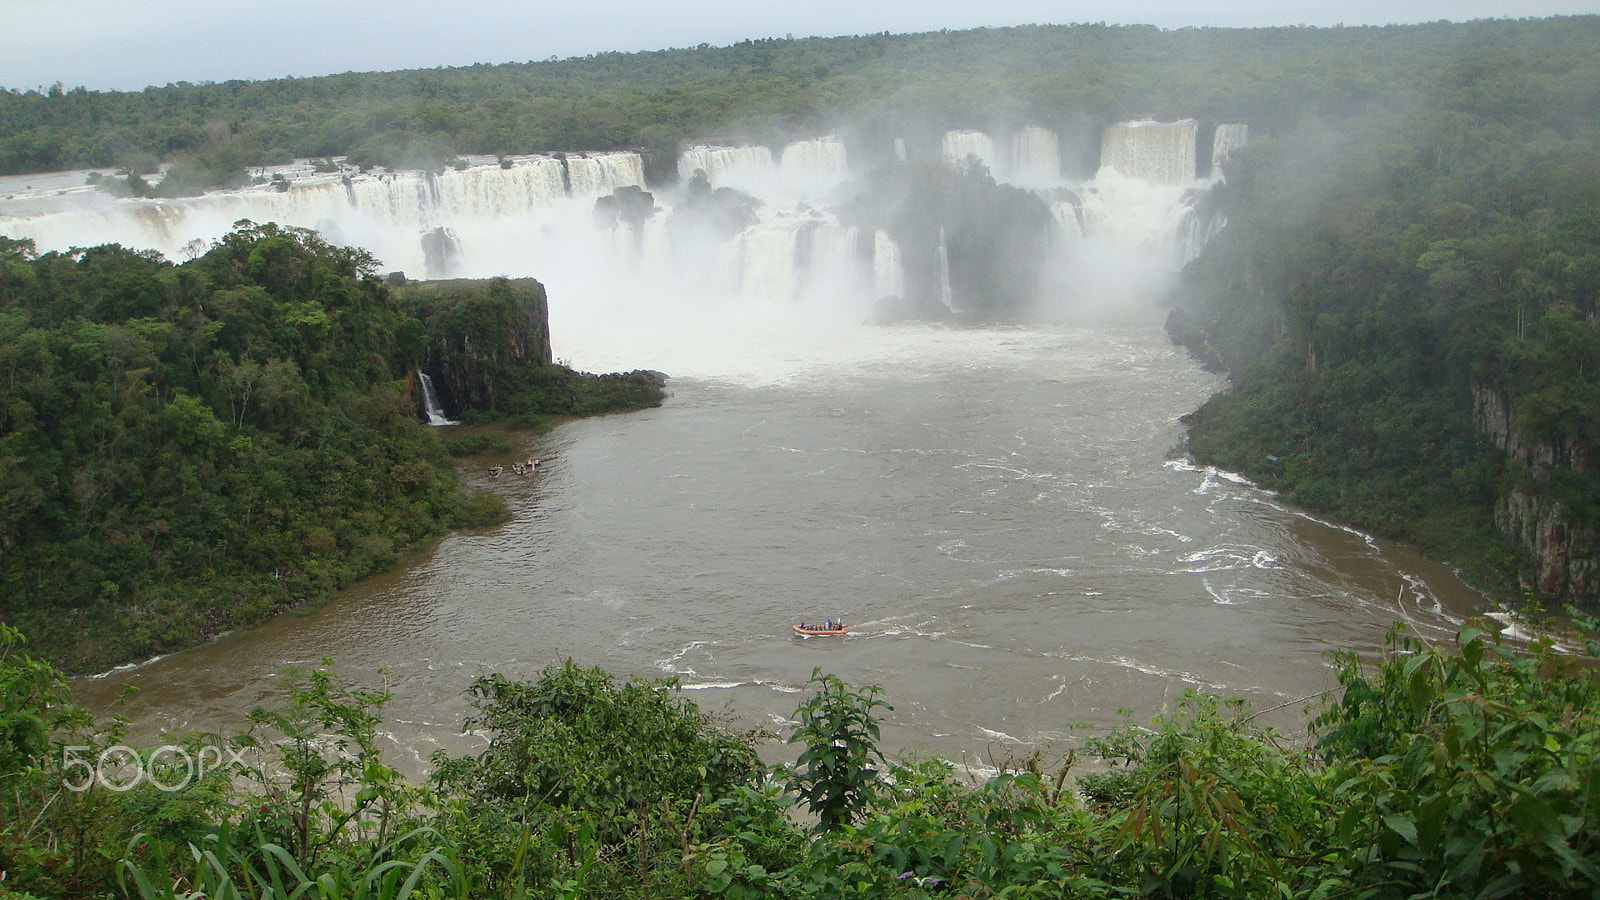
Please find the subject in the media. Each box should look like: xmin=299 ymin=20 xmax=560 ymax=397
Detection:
xmin=0 ymin=224 xmax=664 ymax=673
xmin=2 ymin=17 xmax=1597 ymax=189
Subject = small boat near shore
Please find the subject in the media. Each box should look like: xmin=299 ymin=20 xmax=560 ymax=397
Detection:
xmin=793 ymin=622 xmax=847 ymax=636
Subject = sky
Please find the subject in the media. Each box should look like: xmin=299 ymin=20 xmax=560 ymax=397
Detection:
xmin=2 ymin=0 xmax=1596 ymax=92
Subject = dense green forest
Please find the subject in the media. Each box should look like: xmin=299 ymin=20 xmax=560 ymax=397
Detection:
xmin=3 ymin=18 xmax=1596 ymax=189
xmin=0 ymin=224 xmax=663 ymax=673
xmin=1168 ymin=24 xmax=1600 ymax=604
xmin=2 ymin=618 xmax=1597 ymax=899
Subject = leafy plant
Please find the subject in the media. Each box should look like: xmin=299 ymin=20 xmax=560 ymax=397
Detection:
xmin=233 ymin=664 xmax=409 ymax=869
xmin=1311 ymin=622 xmax=1600 ymax=898
xmin=785 ymin=669 xmax=892 ymax=832
xmin=117 ymin=823 xmax=468 ymax=900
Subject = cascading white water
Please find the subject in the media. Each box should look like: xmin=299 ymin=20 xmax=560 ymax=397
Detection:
xmin=1099 ymin=120 xmax=1199 ymax=185
xmin=1009 ymin=126 xmax=1062 ymax=188
xmin=677 ymin=144 xmax=776 ymax=192
xmin=0 ymin=120 xmax=1239 ymax=373
xmin=567 ymin=153 xmax=647 ymax=200
xmin=1073 ymin=171 xmax=1197 ymax=262
xmin=936 ymin=226 xmax=957 ymax=313
xmin=0 ymin=153 xmax=641 ymax=279
xmin=725 ymin=210 xmax=801 ymax=302
xmin=942 ymin=130 xmax=997 ymax=175
xmin=778 ymin=137 xmax=848 ymax=199
xmin=873 ymin=230 xmax=904 ymax=300
xmin=417 ymin=372 xmax=457 ymax=426
xmin=1051 ymin=200 xmax=1085 ymax=242
xmin=1211 ymin=124 xmax=1250 ymax=176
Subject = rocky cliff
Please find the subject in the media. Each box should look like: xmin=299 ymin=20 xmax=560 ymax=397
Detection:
xmin=399 ymin=277 xmax=552 ymax=416
xmin=1474 ymin=385 xmax=1599 ymax=604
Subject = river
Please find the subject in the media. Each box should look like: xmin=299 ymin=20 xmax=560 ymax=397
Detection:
xmin=72 ymin=307 xmax=1486 ymax=775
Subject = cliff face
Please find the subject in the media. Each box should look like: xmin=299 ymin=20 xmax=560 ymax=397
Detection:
xmin=1474 ymin=385 xmax=1599 ymax=603
xmin=401 ymin=277 xmax=552 ymax=415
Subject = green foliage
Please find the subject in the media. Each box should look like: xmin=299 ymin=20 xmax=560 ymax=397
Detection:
xmin=233 ymin=664 xmax=409 ymax=869
xmin=439 ymin=432 xmax=514 ymax=456
xmin=1173 ymin=33 xmax=1600 ymax=603
xmin=5 ymin=18 xmax=1596 ymax=193
xmin=785 ymin=669 xmax=891 ymax=832
xmin=434 ymin=662 xmax=765 ymax=828
xmin=1084 ymin=694 xmax=1327 ymax=897
xmin=787 ymin=757 xmax=1098 ymax=899
xmin=0 ymin=624 xmax=87 ymax=778
xmin=0 ymin=639 xmax=234 ymax=899
xmin=2 ymin=618 xmax=1597 ymax=899
xmin=1311 ymin=623 xmax=1600 ymax=897
xmin=0 ymin=224 xmax=476 ymax=672
xmin=0 ymin=225 xmax=661 ymax=674
xmin=427 ymin=662 xmax=770 ymax=897
xmin=451 ymin=489 xmax=511 ymax=528
xmin=118 ymin=823 xmax=469 ymax=900
xmin=397 ymin=276 xmax=664 ymax=427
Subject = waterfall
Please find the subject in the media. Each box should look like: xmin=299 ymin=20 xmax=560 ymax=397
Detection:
xmin=1044 ymin=120 xmax=1247 ymax=271
xmin=1051 ymin=199 xmax=1085 ymax=243
xmin=1073 ymin=170 xmax=1195 ymax=266
xmin=1211 ymin=124 xmax=1250 ymax=177
xmin=722 ymin=211 xmax=801 ymax=302
xmin=778 ymin=137 xmax=848 ymax=198
xmin=1099 ymin=120 xmax=1199 ymax=185
xmin=0 ymin=121 xmax=1243 ymax=357
xmin=937 ymin=226 xmax=957 ymax=313
xmin=1009 ymin=126 xmax=1062 ymax=188
xmin=567 ymin=152 xmax=646 ymax=200
xmin=942 ymin=130 xmax=997 ymax=175
xmin=417 ymin=372 xmax=457 ymax=426
xmin=873 ymin=230 xmax=905 ymax=299
xmin=677 ymin=145 xmax=776 ymax=190
xmin=0 ymin=153 xmax=642 ymax=278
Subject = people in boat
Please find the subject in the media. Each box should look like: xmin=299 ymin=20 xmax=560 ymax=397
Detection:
xmin=797 ymin=620 xmax=844 ymax=632
xmin=489 ymin=465 xmax=503 ymax=477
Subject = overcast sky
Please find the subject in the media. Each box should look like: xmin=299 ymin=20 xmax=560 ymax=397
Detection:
xmin=2 ymin=0 xmax=1595 ymax=92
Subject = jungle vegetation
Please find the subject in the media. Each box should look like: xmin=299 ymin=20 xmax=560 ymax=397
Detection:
xmin=0 ymin=224 xmax=663 ymax=673
xmin=2 ymin=18 xmax=1595 ymax=189
xmin=1 ymin=618 xmax=1597 ymax=899
xmin=1169 ymin=23 xmax=1600 ymax=602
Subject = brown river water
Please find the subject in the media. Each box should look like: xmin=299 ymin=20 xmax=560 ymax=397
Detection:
xmin=73 ymin=315 xmax=1489 ymax=776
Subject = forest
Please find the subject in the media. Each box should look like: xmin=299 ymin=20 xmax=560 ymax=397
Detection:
xmin=2 ymin=19 xmax=1595 ymax=188
xmin=1169 ymin=30 xmax=1600 ymax=603
xmin=0 ymin=224 xmax=663 ymax=673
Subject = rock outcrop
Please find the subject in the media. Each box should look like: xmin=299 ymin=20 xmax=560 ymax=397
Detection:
xmin=400 ymin=277 xmax=552 ymax=417
xmin=1474 ymin=385 xmax=1599 ymax=603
